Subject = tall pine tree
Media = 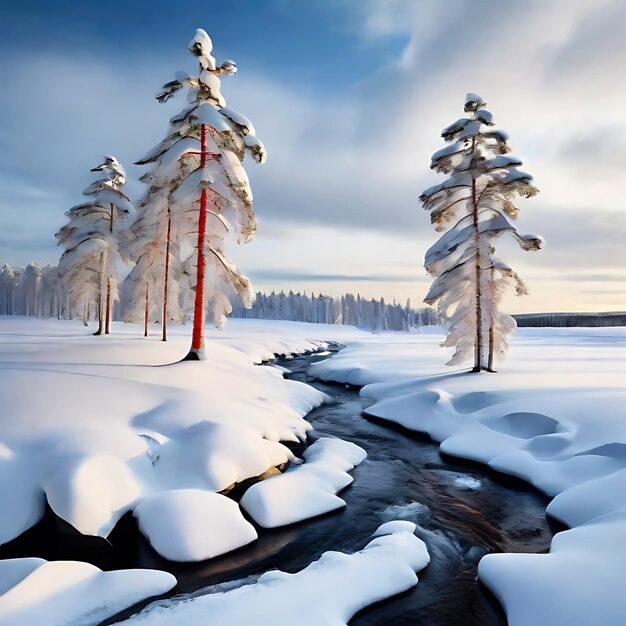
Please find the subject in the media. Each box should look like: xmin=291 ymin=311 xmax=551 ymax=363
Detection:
xmin=132 ymin=28 xmax=265 ymax=359
xmin=421 ymin=94 xmax=543 ymax=371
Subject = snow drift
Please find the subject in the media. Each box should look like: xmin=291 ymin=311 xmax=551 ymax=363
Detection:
xmin=116 ymin=521 xmax=429 ymax=625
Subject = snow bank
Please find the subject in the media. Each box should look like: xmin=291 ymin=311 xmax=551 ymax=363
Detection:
xmin=134 ymin=489 xmax=257 ymax=562
xmin=479 ymin=511 xmax=626 ymax=626
xmin=117 ymin=522 xmax=429 ymax=626
xmin=0 ymin=558 xmax=175 ymax=626
xmin=0 ymin=318 xmax=366 ymax=554
xmin=308 ymin=327 xmax=626 ymax=624
xmin=240 ymin=437 xmax=367 ymax=527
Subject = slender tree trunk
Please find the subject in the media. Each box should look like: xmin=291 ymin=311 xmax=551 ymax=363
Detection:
xmin=471 ymin=174 xmax=483 ymax=373
xmin=144 ymin=282 xmax=149 ymax=338
xmin=105 ymin=278 xmax=111 ymax=334
xmin=104 ymin=203 xmax=114 ymax=335
xmin=94 ymin=292 xmax=103 ymax=335
xmin=94 ymin=254 xmax=104 ymax=335
xmin=162 ymin=208 xmax=172 ymax=342
xmin=184 ymin=124 xmax=209 ymax=361
xmin=83 ymin=299 xmax=88 ymax=326
xmin=487 ymin=266 xmax=495 ymax=372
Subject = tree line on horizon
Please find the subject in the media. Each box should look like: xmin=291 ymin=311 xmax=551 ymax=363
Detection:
xmin=0 ymin=266 xmax=440 ymax=331
xmin=229 ymin=290 xmax=440 ymax=330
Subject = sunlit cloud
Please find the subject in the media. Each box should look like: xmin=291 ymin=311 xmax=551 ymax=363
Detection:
xmin=1 ymin=0 xmax=626 ymax=312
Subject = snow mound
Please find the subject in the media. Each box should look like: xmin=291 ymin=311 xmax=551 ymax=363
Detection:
xmin=479 ymin=510 xmax=626 ymax=626
xmin=44 ymin=453 xmax=141 ymax=537
xmin=240 ymin=437 xmax=367 ymax=528
xmin=152 ymin=421 xmax=293 ymax=492
xmin=483 ymin=412 xmax=558 ymax=439
xmin=134 ymin=489 xmax=257 ymax=562
xmin=0 ymin=451 xmax=44 ymax=545
xmin=116 ymin=522 xmax=429 ymax=626
xmin=0 ymin=558 xmax=44 ymax=596
xmin=372 ymin=520 xmax=417 ymax=537
xmin=547 ymin=468 xmax=626 ymax=527
xmin=0 ymin=558 xmax=175 ymax=626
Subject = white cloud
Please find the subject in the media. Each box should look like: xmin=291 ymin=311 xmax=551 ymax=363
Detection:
xmin=3 ymin=1 xmax=626 ymax=312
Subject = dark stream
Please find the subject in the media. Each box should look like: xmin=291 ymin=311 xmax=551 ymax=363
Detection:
xmin=1 ymin=349 xmax=558 ymax=625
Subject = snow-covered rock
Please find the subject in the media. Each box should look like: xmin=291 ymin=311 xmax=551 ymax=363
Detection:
xmin=44 ymin=453 xmax=141 ymax=537
xmin=150 ymin=421 xmax=293 ymax=492
xmin=134 ymin=489 xmax=257 ymax=562
xmin=240 ymin=437 xmax=366 ymax=528
xmin=479 ymin=511 xmax=626 ymax=626
xmin=0 ymin=558 xmax=175 ymax=626
xmin=116 ymin=522 xmax=429 ymax=625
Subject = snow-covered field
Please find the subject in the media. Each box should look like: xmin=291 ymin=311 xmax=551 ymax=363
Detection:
xmin=0 ymin=317 xmax=346 ymax=550
xmin=0 ymin=317 xmax=434 ymax=624
xmin=309 ymin=326 xmax=626 ymax=626
xmin=0 ymin=317 xmax=371 ymax=623
xmin=2 ymin=317 xmax=626 ymax=625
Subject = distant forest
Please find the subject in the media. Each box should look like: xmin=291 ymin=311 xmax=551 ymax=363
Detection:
xmin=230 ymin=291 xmax=441 ymax=331
xmin=514 ymin=312 xmax=626 ymax=328
xmin=3 ymin=262 xmax=625 ymax=330
xmin=0 ymin=263 xmax=440 ymax=331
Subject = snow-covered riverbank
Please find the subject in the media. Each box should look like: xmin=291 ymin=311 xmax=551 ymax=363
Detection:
xmin=309 ymin=327 xmax=626 ymax=625
xmin=0 ymin=318 xmax=349 ymax=550
xmin=1 ymin=318 xmax=431 ymax=624
xmin=3 ymin=318 xmax=626 ymax=625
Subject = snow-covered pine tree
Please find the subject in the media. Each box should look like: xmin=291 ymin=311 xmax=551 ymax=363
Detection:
xmin=0 ymin=264 xmax=17 ymax=315
xmin=56 ymin=156 xmax=132 ymax=334
xmin=120 ymin=186 xmax=187 ymax=340
xmin=421 ymin=93 xmax=543 ymax=372
xmin=20 ymin=263 xmax=42 ymax=317
xmin=133 ymin=28 xmax=265 ymax=360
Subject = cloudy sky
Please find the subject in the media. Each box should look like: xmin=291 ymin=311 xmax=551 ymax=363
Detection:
xmin=2 ymin=0 xmax=626 ymax=313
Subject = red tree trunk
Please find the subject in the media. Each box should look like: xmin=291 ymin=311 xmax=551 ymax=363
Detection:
xmin=184 ymin=124 xmax=209 ymax=360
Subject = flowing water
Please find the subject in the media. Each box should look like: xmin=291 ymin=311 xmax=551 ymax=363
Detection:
xmin=1 ymin=349 xmax=557 ymax=625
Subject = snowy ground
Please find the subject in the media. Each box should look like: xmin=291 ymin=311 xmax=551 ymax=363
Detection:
xmin=309 ymin=326 xmax=626 ymax=626
xmin=0 ymin=317 xmax=365 ymax=549
xmin=3 ymin=318 xmax=626 ymax=624
xmin=0 ymin=317 xmax=394 ymax=623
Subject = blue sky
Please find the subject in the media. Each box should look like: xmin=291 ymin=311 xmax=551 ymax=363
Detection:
xmin=2 ymin=0 xmax=626 ymax=312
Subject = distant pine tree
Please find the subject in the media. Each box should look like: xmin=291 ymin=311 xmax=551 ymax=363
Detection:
xmin=55 ymin=156 xmax=132 ymax=334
